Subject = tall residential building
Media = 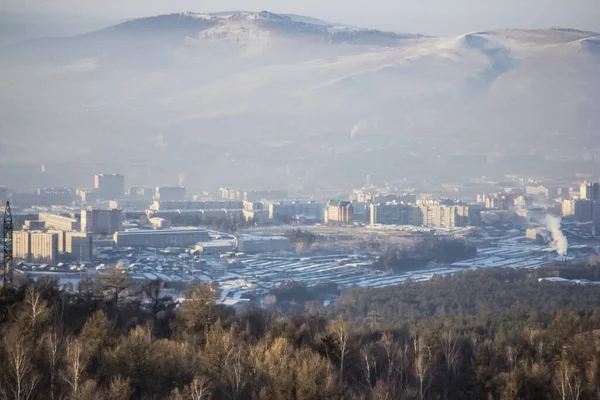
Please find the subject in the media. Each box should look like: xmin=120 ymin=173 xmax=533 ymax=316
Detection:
xmin=30 ymin=232 xmax=59 ymax=264
xmin=39 ymin=212 xmax=80 ymax=231
xmin=574 ymin=200 xmax=593 ymax=222
xmin=325 ymin=201 xmax=353 ymax=224
xmin=47 ymin=230 xmax=67 ymax=252
xmin=580 ymin=181 xmax=594 ymax=201
xmin=127 ymin=187 xmax=154 ymax=200
xmin=13 ymin=231 xmax=31 ymax=262
xmin=66 ymin=232 xmax=93 ymax=261
xmin=94 ymin=174 xmax=125 ymax=200
xmin=76 ymin=188 xmax=97 ymax=204
xmin=155 ymin=186 xmax=186 ymax=202
xmin=562 ymin=199 xmax=577 ymax=217
xmin=419 ymin=205 xmax=476 ymax=229
xmin=369 ymin=203 xmax=421 ymax=225
xmin=81 ymin=209 xmax=123 ymax=235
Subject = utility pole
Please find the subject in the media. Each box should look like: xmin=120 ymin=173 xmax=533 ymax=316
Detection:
xmin=3 ymin=201 xmax=13 ymax=286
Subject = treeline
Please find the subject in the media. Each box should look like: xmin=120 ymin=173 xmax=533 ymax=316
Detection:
xmin=372 ymin=237 xmax=477 ymax=273
xmin=0 ymin=267 xmax=600 ymax=399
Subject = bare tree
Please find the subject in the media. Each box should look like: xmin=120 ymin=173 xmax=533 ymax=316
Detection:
xmin=107 ymin=376 xmax=131 ymax=400
xmin=1 ymin=331 xmax=40 ymax=400
xmin=62 ymin=337 xmax=89 ymax=399
xmin=173 ymin=283 xmax=218 ymax=339
xmin=142 ymin=279 xmax=175 ymax=324
xmin=17 ymin=287 xmax=50 ymax=336
xmin=441 ymin=329 xmax=460 ymax=375
xmin=413 ymin=335 xmax=432 ymax=400
xmin=98 ymin=264 xmax=131 ymax=308
xmin=328 ymin=315 xmax=350 ymax=384
xmin=553 ymin=354 xmax=584 ymax=400
xmin=42 ymin=328 xmax=64 ymax=400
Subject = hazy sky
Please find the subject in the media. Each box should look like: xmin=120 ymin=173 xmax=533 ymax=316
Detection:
xmin=1 ymin=0 xmax=599 ymax=36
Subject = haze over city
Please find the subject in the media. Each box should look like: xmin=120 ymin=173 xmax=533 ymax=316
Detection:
xmin=1 ymin=1 xmax=600 ymax=399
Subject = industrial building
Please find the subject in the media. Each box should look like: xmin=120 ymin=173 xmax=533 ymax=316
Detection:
xmin=113 ymin=228 xmax=210 ymax=248
xmin=94 ymin=174 xmax=125 ymax=200
xmin=235 ymin=235 xmax=292 ymax=253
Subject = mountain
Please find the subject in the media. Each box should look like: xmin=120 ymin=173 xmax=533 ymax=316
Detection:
xmin=0 ymin=12 xmax=599 ymax=191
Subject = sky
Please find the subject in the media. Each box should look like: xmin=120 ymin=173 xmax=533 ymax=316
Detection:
xmin=1 ymin=0 xmax=599 ymax=36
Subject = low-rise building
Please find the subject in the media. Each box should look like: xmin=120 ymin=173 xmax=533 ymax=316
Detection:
xmin=113 ymin=228 xmax=210 ymax=248
xmin=24 ymin=220 xmax=45 ymax=230
xmin=269 ymin=201 xmax=324 ymax=222
xmin=39 ymin=212 xmax=80 ymax=231
xmin=195 ymin=240 xmax=237 ymax=254
xmin=236 ymin=235 xmax=292 ymax=253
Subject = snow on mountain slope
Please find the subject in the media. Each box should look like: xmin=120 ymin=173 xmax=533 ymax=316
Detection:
xmin=0 ymin=12 xmax=599 ymax=188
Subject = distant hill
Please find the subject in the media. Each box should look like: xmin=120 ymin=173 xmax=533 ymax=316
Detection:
xmin=0 ymin=12 xmax=599 ymax=189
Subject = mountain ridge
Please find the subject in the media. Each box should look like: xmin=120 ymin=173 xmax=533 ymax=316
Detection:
xmin=0 ymin=12 xmax=599 ymax=189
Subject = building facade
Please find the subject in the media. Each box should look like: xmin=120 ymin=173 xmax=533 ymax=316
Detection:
xmin=369 ymin=203 xmax=421 ymax=225
xmin=236 ymin=235 xmax=292 ymax=253
xmin=39 ymin=212 xmax=80 ymax=231
xmin=94 ymin=174 xmax=125 ymax=200
xmin=13 ymin=231 xmax=31 ymax=262
xmin=30 ymin=232 xmax=59 ymax=264
xmin=269 ymin=201 xmax=324 ymax=222
xmin=65 ymin=232 xmax=93 ymax=261
xmin=113 ymin=228 xmax=209 ymax=248
xmin=155 ymin=186 xmax=186 ymax=202
xmin=81 ymin=209 xmax=123 ymax=235
xmin=325 ymin=201 xmax=353 ymax=224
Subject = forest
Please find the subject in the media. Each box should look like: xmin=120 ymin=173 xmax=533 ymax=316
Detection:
xmin=0 ymin=266 xmax=600 ymax=399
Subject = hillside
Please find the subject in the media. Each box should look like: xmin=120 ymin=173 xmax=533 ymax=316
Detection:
xmin=0 ymin=12 xmax=598 ymax=189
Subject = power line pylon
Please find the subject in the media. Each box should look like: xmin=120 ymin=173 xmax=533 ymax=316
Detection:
xmin=3 ymin=201 xmax=13 ymax=286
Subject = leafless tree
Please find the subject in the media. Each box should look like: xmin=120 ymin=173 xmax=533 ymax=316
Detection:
xmin=441 ymin=329 xmax=460 ymax=375
xmin=62 ymin=337 xmax=89 ymax=399
xmin=98 ymin=264 xmax=131 ymax=308
xmin=553 ymin=354 xmax=584 ymax=400
xmin=413 ymin=335 xmax=432 ymax=400
xmin=328 ymin=315 xmax=350 ymax=384
xmin=1 ymin=332 xmax=40 ymax=400
xmin=42 ymin=328 xmax=64 ymax=400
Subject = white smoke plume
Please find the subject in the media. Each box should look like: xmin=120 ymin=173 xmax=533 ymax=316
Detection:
xmin=177 ymin=173 xmax=186 ymax=187
xmin=543 ymin=215 xmax=568 ymax=256
xmin=350 ymin=120 xmax=369 ymax=139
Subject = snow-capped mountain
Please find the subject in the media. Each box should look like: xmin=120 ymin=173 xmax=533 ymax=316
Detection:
xmin=0 ymin=12 xmax=599 ymax=190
